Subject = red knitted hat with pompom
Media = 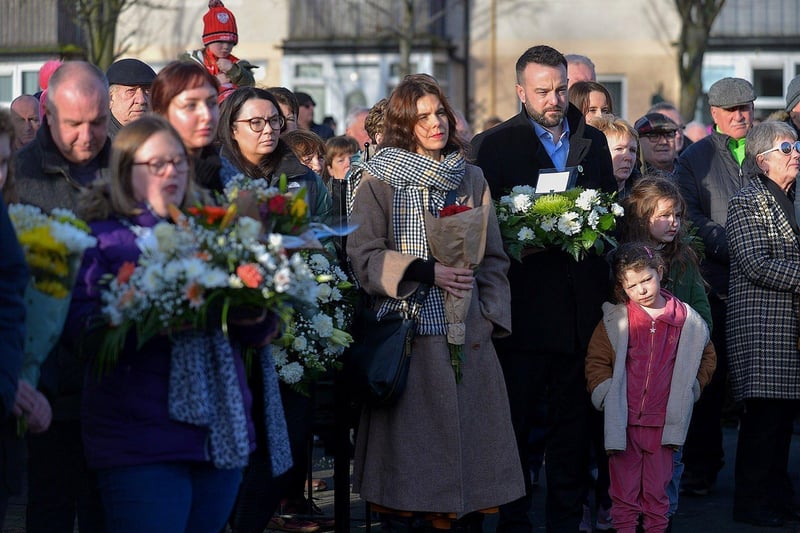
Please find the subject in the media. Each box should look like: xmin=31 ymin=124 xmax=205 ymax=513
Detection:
xmin=202 ymin=0 xmax=238 ymax=46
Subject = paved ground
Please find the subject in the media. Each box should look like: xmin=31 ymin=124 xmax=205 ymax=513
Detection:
xmin=4 ymin=425 xmax=800 ymax=532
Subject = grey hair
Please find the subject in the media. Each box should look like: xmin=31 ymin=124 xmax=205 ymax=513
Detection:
xmin=746 ymin=120 xmax=797 ymax=160
xmin=344 ymin=106 xmax=370 ymax=130
xmin=566 ymin=54 xmax=595 ymax=73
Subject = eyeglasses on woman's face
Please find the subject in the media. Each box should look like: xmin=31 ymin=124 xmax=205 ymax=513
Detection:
xmin=757 ymin=140 xmax=800 ymax=157
xmin=235 ymin=115 xmax=285 ymax=133
xmin=132 ymin=155 xmax=189 ymax=176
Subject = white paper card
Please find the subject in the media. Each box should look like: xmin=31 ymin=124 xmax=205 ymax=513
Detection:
xmin=535 ymin=170 xmax=572 ymax=193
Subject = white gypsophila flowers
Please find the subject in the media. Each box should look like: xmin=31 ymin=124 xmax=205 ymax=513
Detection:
xmin=575 ymin=189 xmax=599 ymax=211
xmin=153 ymin=223 xmax=179 ymax=254
xmin=557 ymin=212 xmax=582 ymax=236
xmin=517 ymin=227 xmax=535 ymax=241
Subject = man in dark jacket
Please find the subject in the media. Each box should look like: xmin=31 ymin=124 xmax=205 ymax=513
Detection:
xmin=15 ymin=60 xmax=110 ymax=532
xmin=471 ymin=44 xmax=615 ymax=533
xmin=674 ymin=77 xmax=757 ymax=506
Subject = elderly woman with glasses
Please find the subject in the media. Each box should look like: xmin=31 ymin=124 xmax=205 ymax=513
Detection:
xmin=64 ymin=115 xmax=280 ymax=533
xmin=217 ymin=86 xmax=331 ymax=221
xmin=726 ymin=120 xmax=800 ymax=528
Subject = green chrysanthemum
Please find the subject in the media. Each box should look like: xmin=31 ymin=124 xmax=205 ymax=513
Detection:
xmin=531 ymin=194 xmax=573 ymax=216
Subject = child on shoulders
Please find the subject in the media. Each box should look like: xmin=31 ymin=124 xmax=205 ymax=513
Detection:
xmin=183 ymin=0 xmax=256 ymax=102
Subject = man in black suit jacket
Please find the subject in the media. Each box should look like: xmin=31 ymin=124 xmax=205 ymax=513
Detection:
xmin=472 ymin=45 xmax=615 ymax=533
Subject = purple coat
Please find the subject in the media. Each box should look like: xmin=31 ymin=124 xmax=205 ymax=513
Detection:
xmin=66 ymin=209 xmax=258 ymax=470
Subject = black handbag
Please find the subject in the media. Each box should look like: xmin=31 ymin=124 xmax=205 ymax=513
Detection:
xmin=348 ymin=284 xmax=430 ymax=407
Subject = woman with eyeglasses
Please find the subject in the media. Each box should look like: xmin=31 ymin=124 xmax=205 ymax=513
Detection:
xmin=64 ymin=115 xmax=279 ymax=533
xmin=218 ymin=86 xmax=331 ymax=533
xmin=150 ymin=60 xmax=225 ymax=193
xmin=725 ymin=120 xmax=800 ymax=528
xmin=218 ymin=86 xmax=331 ymax=221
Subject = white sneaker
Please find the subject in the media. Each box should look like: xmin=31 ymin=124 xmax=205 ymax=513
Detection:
xmin=595 ymin=505 xmax=614 ymax=531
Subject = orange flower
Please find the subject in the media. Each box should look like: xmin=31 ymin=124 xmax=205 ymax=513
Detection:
xmin=188 ymin=205 xmax=229 ymax=225
xmin=117 ymin=261 xmax=136 ymax=284
xmin=236 ymin=263 xmax=263 ymax=288
xmin=195 ymin=250 xmax=211 ymax=261
xmin=185 ymin=282 xmax=205 ymax=308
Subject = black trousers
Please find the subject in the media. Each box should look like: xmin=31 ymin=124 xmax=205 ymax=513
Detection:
xmin=497 ymin=350 xmax=592 ymax=533
xmin=734 ymin=398 xmax=800 ymax=512
xmin=26 ymin=419 xmax=105 ymax=533
xmin=682 ymin=294 xmax=727 ymax=482
xmin=229 ymin=383 xmax=313 ymax=533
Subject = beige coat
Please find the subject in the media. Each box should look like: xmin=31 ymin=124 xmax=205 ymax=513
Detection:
xmin=347 ymin=163 xmax=525 ymax=516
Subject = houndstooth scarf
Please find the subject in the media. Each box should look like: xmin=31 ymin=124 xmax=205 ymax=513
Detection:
xmin=354 ymin=147 xmax=465 ymax=335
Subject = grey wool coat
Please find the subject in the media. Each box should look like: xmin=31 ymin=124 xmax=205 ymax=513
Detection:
xmin=346 ymin=163 xmax=525 ymax=516
xmin=726 ymin=176 xmax=800 ymax=401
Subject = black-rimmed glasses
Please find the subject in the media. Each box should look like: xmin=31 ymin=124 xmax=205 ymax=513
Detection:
xmin=235 ymin=115 xmax=285 ymax=132
xmin=757 ymin=141 xmax=800 ymax=157
xmin=132 ymin=156 xmax=189 ymax=175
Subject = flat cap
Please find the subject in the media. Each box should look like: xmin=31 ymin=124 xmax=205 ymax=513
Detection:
xmin=707 ymin=77 xmax=755 ymax=108
xmin=634 ymin=113 xmax=678 ymax=135
xmin=295 ymin=92 xmax=315 ymax=107
xmin=106 ymin=58 xmax=157 ymax=87
xmin=786 ymin=75 xmax=800 ymax=112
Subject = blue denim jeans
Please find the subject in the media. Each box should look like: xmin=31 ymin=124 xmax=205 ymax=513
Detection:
xmin=96 ymin=462 xmax=242 ymax=533
xmin=667 ymin=446 xmax=684 ymax=517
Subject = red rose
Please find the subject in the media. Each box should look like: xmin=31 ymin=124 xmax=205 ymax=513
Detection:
xmin=439 ymin=205 xmax=472 ymax=217
xmin=268 ymin=195 xmax=288 ymax=215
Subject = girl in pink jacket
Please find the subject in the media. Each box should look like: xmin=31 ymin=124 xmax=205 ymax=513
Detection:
xmin=585 ymin=243 xmax=715 ymax=533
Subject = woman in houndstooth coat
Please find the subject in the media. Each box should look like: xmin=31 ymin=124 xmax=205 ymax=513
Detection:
xmin=725 ymin=120 xmax=800 ymax=526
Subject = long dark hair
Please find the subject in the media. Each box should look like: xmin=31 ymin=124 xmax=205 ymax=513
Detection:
xmin=380 ymin=73 xmax=466 ymax=156
xmin=218 ymin=86 xmax=292 ymax=178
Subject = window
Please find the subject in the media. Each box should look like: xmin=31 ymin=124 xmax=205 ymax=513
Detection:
xmin=598 ymin=77 xmax=626 ymax=120
xmin=753 ymin=68 xmax=783 ymax=97
xmin=295 ymin=64 xmax=322 ymax=78
xmin=0 ymin=75 xmax=12 ymax=102
xmin=22 ymin=71 xmax=39 ymax=95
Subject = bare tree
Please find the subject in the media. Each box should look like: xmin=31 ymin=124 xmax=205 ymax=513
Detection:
xmin=675 ymin=0 xmax=726 ymax=119
xmin=345 ymin=0 xmax=454 ymax=79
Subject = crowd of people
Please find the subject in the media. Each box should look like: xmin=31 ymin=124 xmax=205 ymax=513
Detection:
xmin=3 ymin=5 xmax=800 ymax=532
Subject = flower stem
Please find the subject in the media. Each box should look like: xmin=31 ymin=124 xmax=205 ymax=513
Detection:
xmin=448 ymin=343 xmax=464 ymax=384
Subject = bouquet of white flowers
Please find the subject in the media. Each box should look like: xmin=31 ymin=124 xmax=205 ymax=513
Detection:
xmin=495 ymin=186 xmax=624 ymax=261
xmin=97 ymin=204 xmax=318 ymax=374
xmin=271 ymin=251 xmax=355 ymax=393
xmin=8 ymin=204 xmax=97 ymax=386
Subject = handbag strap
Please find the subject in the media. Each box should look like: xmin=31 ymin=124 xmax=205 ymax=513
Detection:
xmin=406 ymin=283 xmax=431 ymax=320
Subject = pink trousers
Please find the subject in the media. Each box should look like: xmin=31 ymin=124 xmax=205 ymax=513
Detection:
xmin=608 ymin=425 xmax=672 ymax=533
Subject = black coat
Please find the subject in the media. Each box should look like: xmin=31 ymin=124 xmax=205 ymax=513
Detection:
xmin=471 ymin=104 xmax=616 ymax=355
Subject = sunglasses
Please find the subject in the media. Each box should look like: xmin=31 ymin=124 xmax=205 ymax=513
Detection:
xmin=757 ymin=141 xmax=800 ymax=157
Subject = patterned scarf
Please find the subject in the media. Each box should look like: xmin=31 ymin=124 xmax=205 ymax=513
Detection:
xmin=169 ymin=331 xmax=250 ymax=469
xmin=354 ymin=147 xmax=465 ymax=335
